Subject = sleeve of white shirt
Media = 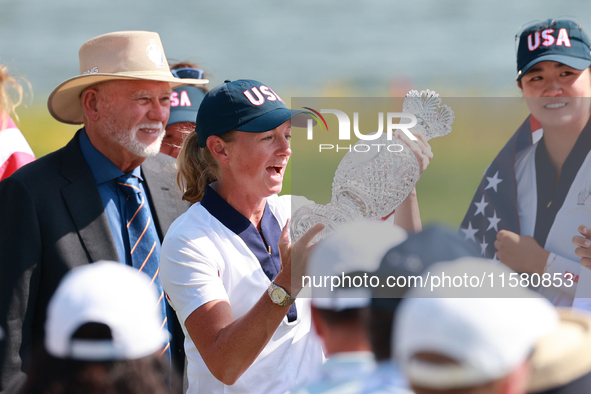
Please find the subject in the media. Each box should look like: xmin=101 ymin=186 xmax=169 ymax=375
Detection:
xmin=545 ymin=252 xmax=580 ymax=297
xmin=160 ymin=227 xmax=229 ymax=324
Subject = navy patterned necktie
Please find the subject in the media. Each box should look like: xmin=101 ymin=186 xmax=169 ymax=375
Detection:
xmin=116 ymin=174 xmax=170 ymax=360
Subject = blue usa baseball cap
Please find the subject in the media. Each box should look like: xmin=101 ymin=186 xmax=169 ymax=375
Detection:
xmin=516 ymin=18 xmax=591 ymax=80
xmin=167 ymin=68 xmax=207 ymax=126
xmin=195 ymin=79 xmax=312 ymax=146
xmin=369 ymin=225 xmax=480 ymax=311
xmin=167 ymin=86 xmax=207 ymax=126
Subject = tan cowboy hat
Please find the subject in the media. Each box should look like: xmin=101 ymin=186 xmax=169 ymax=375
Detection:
xmin=528 ymin=309 xmax=591 ymax=393
xmin=47 ymin=31 xmax=209 ymax=125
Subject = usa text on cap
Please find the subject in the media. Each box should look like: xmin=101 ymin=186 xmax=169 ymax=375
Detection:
xmin=195 ymin=79 xmax=313 ymax=147
xmin=516 ymin=18 xmax=591 ymax=80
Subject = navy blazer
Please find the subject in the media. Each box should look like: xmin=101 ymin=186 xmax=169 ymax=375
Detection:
xmin=0 ymin=130 xmax=190 ymax=392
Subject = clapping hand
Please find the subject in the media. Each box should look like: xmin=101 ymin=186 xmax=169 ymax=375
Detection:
xmin=277 ymin=220 xmax=324 ymax=296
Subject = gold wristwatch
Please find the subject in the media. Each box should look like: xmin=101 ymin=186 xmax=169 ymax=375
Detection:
xmin=268 ymin=282 xmax=296 ymax=307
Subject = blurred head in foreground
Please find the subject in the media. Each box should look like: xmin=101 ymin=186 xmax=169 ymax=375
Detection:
xmin=18 ymin=261 xmax=175 ymax=394
xmin=368 ymin=225 xmax=480 ymax=362
xmin=395 ymin=257 xmax=559 ymax=394
xmin=307 ymin=220 xmax=408 ymax=354
xmin=294 ymin=220 xmax=407 ymax=394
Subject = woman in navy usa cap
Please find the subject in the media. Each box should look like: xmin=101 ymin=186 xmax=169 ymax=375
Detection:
xmin=463 ymin=18 xmax=591 ymax=308
xmin=158 ymin=79 xmax=430 ymax=393
xmin=158 ymin=79 xmax=325 ymax=394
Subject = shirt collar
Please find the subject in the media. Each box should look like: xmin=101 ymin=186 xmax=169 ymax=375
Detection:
xmin=79 ymin=128 xmax=143 ymax=183
xmin=200 ymin=182 xmax=252 ymax=234
xmin=326 ymin=352 xmax=375 ymax=363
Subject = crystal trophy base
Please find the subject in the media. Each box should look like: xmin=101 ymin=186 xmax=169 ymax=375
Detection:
xmin=290 ymin=202 xmax=363 ymax=244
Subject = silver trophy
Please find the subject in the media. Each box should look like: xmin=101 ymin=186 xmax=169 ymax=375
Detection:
xmin=290 ymin=90 xmax=454 ymax=242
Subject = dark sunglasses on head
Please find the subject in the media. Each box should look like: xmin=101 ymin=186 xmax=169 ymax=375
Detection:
xmin=171 ymin=67 xmax=204 ymax=80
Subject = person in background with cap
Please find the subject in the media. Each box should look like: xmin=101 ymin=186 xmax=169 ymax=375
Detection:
xmin=18 ymin=262 xmax=178 ymax=394
xmin=159 ymin=79 xmax=432 ymax=394
xmin=361 ymin=226 xmax=480 ymax=394
xmin=396 ymin=258 xmax=560 ymax=394
xmin=161 ymin=62 xmax=208 ymax=159
xmin=0 ymin=31 xmax=207 ymax=393
xmin=460 ymin=18 xmax=591 ymax=307
xmin=293 ymin=220 xmax=408 ymax=394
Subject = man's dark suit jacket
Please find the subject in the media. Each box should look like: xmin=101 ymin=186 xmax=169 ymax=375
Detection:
xmin=0 ymin=130 xmax=190 ymax=392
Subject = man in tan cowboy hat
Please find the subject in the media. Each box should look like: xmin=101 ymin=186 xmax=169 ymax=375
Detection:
xmin=0 ymin=31 xmax=207 ymax=393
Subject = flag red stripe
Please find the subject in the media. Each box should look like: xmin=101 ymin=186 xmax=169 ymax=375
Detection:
xmin=0 ymin=152 xmax=35 ymax=181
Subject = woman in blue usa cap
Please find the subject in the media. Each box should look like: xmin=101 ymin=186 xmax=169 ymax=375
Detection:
xmin=158 ymin=79 xmax=431 ymax=393
xmin=461 ymin=18 xmax=591 ymax=308
xmin=159 ymin=79 xmax=324 ymax=394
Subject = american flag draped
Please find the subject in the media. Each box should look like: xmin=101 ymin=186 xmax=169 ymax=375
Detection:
xmin=460 ymin=116 xmax=540 ymax=258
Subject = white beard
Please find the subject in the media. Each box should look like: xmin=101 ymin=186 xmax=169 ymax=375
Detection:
xmin=103 ymin=119 xmax=165 ymax=158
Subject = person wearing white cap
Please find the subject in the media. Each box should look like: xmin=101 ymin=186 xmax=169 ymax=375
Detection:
xmin=293 ymin=220 xmax=407 ymax=394
xmin=395 ymin=257 xmax=560 ymax=394
xmin=0 ymin=31 xmax=207 ymax=392
xmin=17 ymin=261 xmax=175 ymax=394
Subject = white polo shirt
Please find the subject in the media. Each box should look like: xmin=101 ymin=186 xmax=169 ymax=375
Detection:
xmin=160 ymin=184 xmax=323 ymax=394
xmin=515 ymin=141 xmax=591 ymax=307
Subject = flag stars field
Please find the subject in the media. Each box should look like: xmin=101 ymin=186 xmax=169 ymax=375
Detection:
xmin=485 ymin=171 xmax=503 ymax=192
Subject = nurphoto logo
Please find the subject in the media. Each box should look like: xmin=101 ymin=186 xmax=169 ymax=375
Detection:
xmin=304 ymin=108 xmax=417 ymax=153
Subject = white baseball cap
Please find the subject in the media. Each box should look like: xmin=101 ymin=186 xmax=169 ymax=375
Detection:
xmin=45 ymin=261 xmax=168 ymax=361
xmin=395 ymin=257 xmax=559 ymax=389
xmin=306 ymin=220 xmax=407 ymax=311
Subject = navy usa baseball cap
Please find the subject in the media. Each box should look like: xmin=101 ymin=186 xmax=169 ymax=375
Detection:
xmin=516 ymin=18 xmax=591 ymax=80
xmin=195 ymin=79 xmax=312 ymax=147
xmin=167 ymin=68 xmax=207 ymax=126
xmin=369 ymin=225 xmax=480 ymax=311
xmin=334 ymin=225 xmax=480 ymax=311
